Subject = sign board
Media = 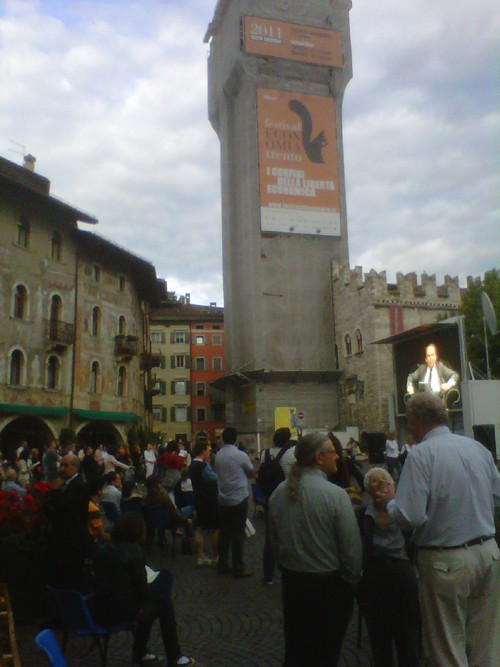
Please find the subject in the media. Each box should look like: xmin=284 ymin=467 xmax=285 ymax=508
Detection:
xmin=275 ymin=407 xmax=298 ymax=438
xmin=257 ymin=88 xmax=341 ymax=236
xmin=292 ymin=410 xmax=306 ymax=428
xmin=244 ymin=17 xmax=343 ymax=68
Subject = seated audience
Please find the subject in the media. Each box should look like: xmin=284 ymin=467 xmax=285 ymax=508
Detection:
xmin=101 ymin=471 xmax=123 ymax=514
xmin=93 ymin=512 xmax=194 ymax=667
xmin=87 ymin=476 xmax=111 ymax=544
xmin=3 ymin=468 xmax=27 ymax=496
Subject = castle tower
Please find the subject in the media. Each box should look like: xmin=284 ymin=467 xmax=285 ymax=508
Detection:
xmin=206 ymin=0 xmax=353 ymax=444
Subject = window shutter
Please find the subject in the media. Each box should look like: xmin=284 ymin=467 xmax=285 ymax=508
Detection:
xmin=159 ymin=355 xmax=165 ymax=369
xmin=170 ymin=407 xmax=176 ymax=422
xmin=161 ymin=332 xmax=166 ymax=344
xmin=162 ymin=407 xmax=167 ymax=423
xmin=185 ymin=333 xmax=190 ymax=344
xmin=170 ymin=355 xmax=175 ymax=369
xmin=185 ymin=356 xmax=190 ymax=369
xmin=161 ymin=381 xmax=167 ymax=395
xmin=186 ymin=381 xmax=191 ymax=394
xmin=205 ymin=358 xmax=209 ymax=371
xmin=187 ymin=406 xmax=192 ymax=422
xmin=171 ymin=380 xmax=176 ymax=395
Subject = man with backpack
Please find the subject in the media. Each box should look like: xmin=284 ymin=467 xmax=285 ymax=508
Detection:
xmin=258 ymin=427 xmax=296 ymax=584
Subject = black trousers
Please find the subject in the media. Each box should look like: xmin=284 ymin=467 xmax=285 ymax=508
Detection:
xmin=218 ymin=498 xmax=248 ymax=574
xmin=357 ymin=557 xmax=420 ymax=667
xmin=281 ymin=568 xmax=354 ymax=667
xmin=133 ymin=571 xmax=181 ymax=667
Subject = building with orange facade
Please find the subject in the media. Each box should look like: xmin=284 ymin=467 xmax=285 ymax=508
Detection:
xmin=149 ymin=297 xmax=225 ymax=443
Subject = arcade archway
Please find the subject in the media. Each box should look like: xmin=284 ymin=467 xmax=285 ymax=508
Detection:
xmin=76 ymin=420 xmax=125 ymax=450
xmin=0 ymin=416 xmax=55 ymax=462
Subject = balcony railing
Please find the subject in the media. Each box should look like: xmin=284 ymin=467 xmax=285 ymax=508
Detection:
xmin=114 ymin=335 xmax=140 ymax=357
xmin=45 ymin=319 xmax=76 ymax=346
xmin=210 ymin=387 xmax=226 ymax=406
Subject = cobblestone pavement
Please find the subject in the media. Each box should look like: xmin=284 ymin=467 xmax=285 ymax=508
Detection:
xmin=17 ymin=512 xmax=375 ymax=667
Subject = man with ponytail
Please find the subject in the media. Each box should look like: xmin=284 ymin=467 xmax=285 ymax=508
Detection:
xmin=269 ymin=431 xmax=362 ymax=667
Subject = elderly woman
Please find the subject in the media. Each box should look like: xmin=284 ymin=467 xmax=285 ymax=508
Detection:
xmin=357 ymin=468 xmax=420 ymax=667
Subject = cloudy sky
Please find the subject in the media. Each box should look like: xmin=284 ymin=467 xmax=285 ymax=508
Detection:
xmin=1 ymin=0 xmax=498 ymax=305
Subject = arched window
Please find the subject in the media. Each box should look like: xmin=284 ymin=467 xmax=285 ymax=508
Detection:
xmin=47 ymin=356 xmax=60 ymax=390
xmin=345 ymin=333 xmax=352 ymax=357
xmin=51 ymin=232 xmax=62 ymax=261
xmin=91 ymin=307 xmax=101 ymax=337
xmin=49 ymin=295 xmax=62 ymax=340
xmin=90 ymin=361 xmax=101 ymax=394
xmin=118 ymin=316 xmax=126 ymax=336
xmin=10 ymin=349 xmax=24 ymax=385
xmin=117 ymin=366 xmax=127 ymax=397
xmin=14 ymin=285 xmax=27 ymax=319
xmin=17 ymin=217 xmax=30 ymax=248
xmin=355 ymin=329 xmax=363 ymax=353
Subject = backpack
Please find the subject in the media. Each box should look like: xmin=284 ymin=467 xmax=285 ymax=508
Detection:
xmin=257 ymin=447 xmax=287 ymax=497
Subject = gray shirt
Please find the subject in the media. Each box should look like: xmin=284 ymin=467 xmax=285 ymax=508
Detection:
xmin=365 ymin=501 xmax=408 ymax=560
xmin=387 ymin=426 xmax=500 ymax=547
xmin=269 ymin=467 xmax=362 ymax=583
xmin=214 ymin=444 xmax=253 ymax=506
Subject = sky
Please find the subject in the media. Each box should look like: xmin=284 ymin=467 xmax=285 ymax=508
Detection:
xmin=1 ymin=0 xmax=498 ymax=305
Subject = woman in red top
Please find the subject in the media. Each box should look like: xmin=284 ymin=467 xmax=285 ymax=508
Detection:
xmin=158 ymin=441 xmax=185 ymax=493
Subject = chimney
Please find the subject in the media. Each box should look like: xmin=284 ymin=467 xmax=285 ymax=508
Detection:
xmin=23 ymin=154 xmax=36 ymax=172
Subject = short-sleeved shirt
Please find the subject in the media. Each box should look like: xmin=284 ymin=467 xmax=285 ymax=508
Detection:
xmin=214 ymin=445 xmax=253 ymax=506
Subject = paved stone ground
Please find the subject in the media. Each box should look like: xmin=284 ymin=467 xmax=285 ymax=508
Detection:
xmin=17 ymin=512 xmax=375 ymax=667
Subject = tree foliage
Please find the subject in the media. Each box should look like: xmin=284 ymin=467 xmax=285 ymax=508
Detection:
xmin=461 ymin=268 xmax=500 ymax=378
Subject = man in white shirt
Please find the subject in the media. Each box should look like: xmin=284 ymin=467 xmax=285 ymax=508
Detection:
xmin=378 ymin=393 xmax=500 ymax=667
xmin=406 ymin=343 xmax=459 ymax=397
xmin=101 ymin=471 xmax=122 ymax=515
xmin=214 ymin=427 xmax=255 ymax=578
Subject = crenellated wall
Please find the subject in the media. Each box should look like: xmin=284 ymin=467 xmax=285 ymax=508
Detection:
xmin=332 ymin=262 xmax=463 ymax=432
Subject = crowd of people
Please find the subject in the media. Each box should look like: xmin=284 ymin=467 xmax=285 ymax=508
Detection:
xmin=2 ymin=394 xmax=500 ymax=667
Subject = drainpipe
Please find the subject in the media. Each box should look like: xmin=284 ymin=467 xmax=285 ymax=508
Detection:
xmin=69 ymin=252 xmax=79 ymax=429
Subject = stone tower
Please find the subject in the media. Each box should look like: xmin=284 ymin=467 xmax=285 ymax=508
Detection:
xmin=206 ymin=0 xmax=353 ymax=446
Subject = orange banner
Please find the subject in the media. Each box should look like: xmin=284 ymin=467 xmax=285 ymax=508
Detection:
xmin=258 ymin=89 xmax=340 ymax=237
xmin=244 ymin=17 xmax=342 ymax=68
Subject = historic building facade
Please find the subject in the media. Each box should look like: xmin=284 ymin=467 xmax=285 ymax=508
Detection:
xmin=332 ymin=262 xmax=462 ymax=432
xmin=0 ymin=155 xmax=161 ymax=456
xmin=149 ymin=299 xmax=226 ymax=443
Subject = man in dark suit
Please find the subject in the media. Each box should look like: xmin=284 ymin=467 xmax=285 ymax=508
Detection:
xmin=406 ymin=343 xmax=459 ymax=398
xmin=45 ymin=453 xmax=90 ymax=591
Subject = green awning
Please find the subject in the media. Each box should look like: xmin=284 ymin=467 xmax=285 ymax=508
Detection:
xmin=73 ymin=409 xmax=142 ymax=423
xmin=0 ymin=404 xmax=68 ymax=417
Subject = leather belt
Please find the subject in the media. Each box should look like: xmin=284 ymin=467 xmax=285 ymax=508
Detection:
xmin=418 ymin=536 xmax=495 ymax=551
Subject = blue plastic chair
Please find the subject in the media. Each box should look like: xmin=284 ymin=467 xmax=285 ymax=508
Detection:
xmin=35 ymin=629 xmax=68 ymax=667
xmin=142 ymin=504 xmax=178 ymax=556
xmin=47 ymin=586 xmax=135 ymax=667
xmin=251 ymin=482 xmax=267 ymax=519
xmin=101 ymin=501 xmax=120 ymax=527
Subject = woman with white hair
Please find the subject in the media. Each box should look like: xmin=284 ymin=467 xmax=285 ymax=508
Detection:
xmin=357 ymin=467 xmax=420 ymax=667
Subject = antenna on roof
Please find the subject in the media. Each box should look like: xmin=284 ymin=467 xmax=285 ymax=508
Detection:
xmin=8 ymin=140 xmax=26 ymax=160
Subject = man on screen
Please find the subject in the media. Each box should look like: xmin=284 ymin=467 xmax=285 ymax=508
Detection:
xmin=406 ymin=343 xmax=459 ymax=397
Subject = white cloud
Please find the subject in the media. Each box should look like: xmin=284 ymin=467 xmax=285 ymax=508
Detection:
xmin=0 ymin=0 xmax=498 ymax=306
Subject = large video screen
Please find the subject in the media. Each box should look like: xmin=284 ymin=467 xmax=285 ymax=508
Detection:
xmin=393 ymin=323 xmax=463 ymax=416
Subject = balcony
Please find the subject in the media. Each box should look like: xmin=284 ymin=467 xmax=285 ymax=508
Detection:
xmin=114 ymin=335 xmax=140 ymax=358
xmin=210 ymin=387 xmax=226 ymax=406
xmin=45 ymin=319 xmax=76 ymax=347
